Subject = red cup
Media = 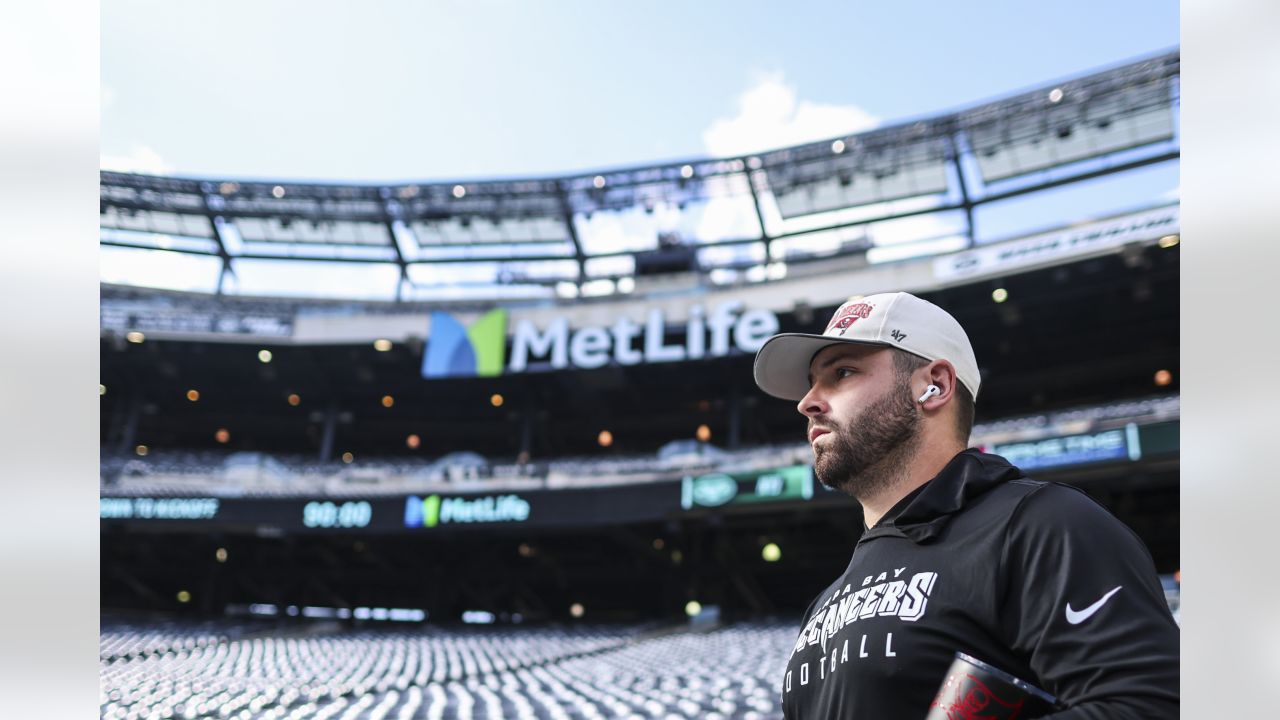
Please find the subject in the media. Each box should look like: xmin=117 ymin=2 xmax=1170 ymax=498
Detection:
xmin=925 ymin=652 xmax=1058 ymax=719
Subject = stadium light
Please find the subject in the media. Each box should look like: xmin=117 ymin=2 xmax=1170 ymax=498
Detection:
xmin=186 ymin=389 xmax=200 ymax=402
xmin=582 ymin=279 xmax=614 ymax=297
xmin=342 ymin=452 xmax=354 ymax=464
xmin=215 ymin=548 xmax=228 ymax=563
xmin=373 ymin=339 xmax=392 ymax=352
xmin=99 ymin=384 xmax=106 ymax=396
xmin=126 ymin=331 xmax=145 ymax=344
xmin=381 ymin=395 xmax=395 ymax=408
xmin=490 ymin=393 xmax=504 ymax=408
xmin=452 ymin=185 xmax=466 ymax=199
xmin=215 ymin=428 xmax=230 ymax=444
xmin=696 ymin=424 xmax=711 ymax=442
xmin=258 ymin=349 xmax=273 ymax=363
xmin=389 ymin=608 xmax=426 ymax=622
xmin=462 ymin=610 xmax=495 ymax=624
xmin=992 ymin=288 xmax=1009 ymax=303
xmin=762 ymin=543 xmax=782 ymax=562
xmin=287 ymin=393 xmax=301 ymax=406
xmin=271 ymin=185 xmax=285 ymax=198
xmin=592 ymin=175 xmax=606 ymax=189
xmin=569 ymin=603 xmax=585 ymax=619
xmin=135 ymin=444 xmax=148 ymax=456
xmin=406 ymin=434 xmax=421 ymax=449
xmin=1154 ymin=369 xmax=1173 ymax=387
xmin=597 ymin=430 xmax=614 ymax=448
xmin=831 ymin=139 xmax=846 ymax=154
xmin=652 ymin=538 xmax=665 ymax=550
xmin=176 ymin=590 xmax=191 ymax=603
xmin=1048 ymin=87 xmax=1064 ymax=103
xmin=1158 ymin=234 xmax=1180 ymax=249
xmin=680 ymin=164 xmax=694 ymax=179
xmin=684 ymin=600 xmax=702 ymax=617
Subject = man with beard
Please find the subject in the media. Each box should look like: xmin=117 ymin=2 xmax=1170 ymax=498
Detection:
xmin=752 ymin=292 xmax=1178 ymax=719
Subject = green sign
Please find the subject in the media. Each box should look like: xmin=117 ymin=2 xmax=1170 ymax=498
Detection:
xmin=680 ymin=465 xmax=813 ymax=510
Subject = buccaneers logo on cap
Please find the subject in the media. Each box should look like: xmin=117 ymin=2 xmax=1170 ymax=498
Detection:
xmin=826 ymin=302 xmax=874 ymax=336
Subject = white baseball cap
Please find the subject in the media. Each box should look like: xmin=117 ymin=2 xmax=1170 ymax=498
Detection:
xmin=753 ymin=292 xmax=981 ymax=401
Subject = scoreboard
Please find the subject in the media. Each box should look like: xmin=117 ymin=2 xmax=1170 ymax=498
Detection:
xmin=100 ymin=421 xmax=1175 ymax=534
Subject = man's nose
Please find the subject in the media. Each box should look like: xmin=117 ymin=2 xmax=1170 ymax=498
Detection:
xmin=797 ymin=386 xmax=828 ymax=418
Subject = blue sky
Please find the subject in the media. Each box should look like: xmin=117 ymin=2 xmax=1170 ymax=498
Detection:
xmin=102 ymin=0 xmax=1178 ymax=183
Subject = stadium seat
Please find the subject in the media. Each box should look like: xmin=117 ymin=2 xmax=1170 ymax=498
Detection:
xmin=101 ymin=619 xmax=796 ymax=719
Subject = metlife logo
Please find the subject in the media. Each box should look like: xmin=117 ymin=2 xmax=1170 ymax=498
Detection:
xmin=421 ymin=300 xmax=778 ymax=379
xmin=403 ymin=494 xmax=531 ymax=528
xmin=420 ymin=309 xmax=507 ymax=379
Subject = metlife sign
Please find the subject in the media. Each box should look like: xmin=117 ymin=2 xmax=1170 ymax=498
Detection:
xmin=423 ymin=300 xmax=778 ymax=379
xmin=404 ymin=494 xmax=531 ymax=528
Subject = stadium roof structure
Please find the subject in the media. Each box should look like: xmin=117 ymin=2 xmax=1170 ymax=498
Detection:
xmin=100 ymin=49 xmax=1178 ymax=302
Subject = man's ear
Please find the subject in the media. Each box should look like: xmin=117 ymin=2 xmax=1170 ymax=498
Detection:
xmin=918 ymin=360 xmax=959 ymax=409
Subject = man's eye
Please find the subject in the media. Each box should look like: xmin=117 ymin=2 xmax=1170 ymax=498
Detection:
xmin=835 ymin=368 xmax=854 ymax=379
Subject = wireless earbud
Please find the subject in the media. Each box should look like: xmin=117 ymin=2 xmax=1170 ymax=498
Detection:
xmin=917 ymin=384 xmax=941 ymax=404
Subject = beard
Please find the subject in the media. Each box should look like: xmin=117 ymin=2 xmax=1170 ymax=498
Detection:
xmin=809 ymin=377 xmax=921 ymax=500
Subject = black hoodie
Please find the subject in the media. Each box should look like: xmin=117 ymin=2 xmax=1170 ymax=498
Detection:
xmin=780 ymin=449 xmax=1179 ymax=719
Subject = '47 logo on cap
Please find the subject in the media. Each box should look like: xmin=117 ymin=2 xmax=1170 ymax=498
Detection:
xmin=827 ymin=302 xmax=875 ymax=335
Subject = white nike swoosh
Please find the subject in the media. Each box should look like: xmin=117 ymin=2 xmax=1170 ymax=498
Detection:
xmin=1065 ymin=586 xmax=1122 ymax=625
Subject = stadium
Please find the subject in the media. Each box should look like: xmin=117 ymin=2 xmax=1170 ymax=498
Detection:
xmin=101 ymin=50 xmax=1179 ymax=720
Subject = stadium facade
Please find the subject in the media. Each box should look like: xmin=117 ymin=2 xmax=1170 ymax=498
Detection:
xmin=101 ymin=50 xmax=1179 ymax=632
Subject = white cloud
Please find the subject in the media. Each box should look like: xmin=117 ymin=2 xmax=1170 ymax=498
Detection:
xmin=702 ymin=72 xmax=879 ymax=158
xmin=101 ymin=144 xmax=172 ymax=175
xmin=694 ymin=76 xmax=966 ymax=264
xmin=694 ymin=73 xmax=885 ymax=251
